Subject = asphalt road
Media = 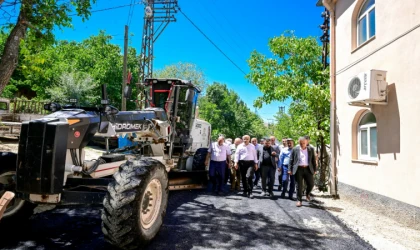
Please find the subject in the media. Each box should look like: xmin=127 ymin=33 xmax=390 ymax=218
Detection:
xmin=0 ymin=183 xmax=372 ymax=250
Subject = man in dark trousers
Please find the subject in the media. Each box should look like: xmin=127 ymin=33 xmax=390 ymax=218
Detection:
xmin=288 ymin=137 xmax=317 ymax=207
xmin=234 ymin=135 xmax=258 ymax=198
xmin=258 ymin=139 xmax=277 ymax=198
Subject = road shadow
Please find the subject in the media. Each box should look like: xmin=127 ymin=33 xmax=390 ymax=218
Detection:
xmin=0 ymin=205 xmax=107 ymax=250
xmin=148 ymin=190 xmax=327 ymax=250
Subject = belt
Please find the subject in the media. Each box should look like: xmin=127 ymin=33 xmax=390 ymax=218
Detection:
xmin=211 ymin=160 xmax=226 ymax=162
xmin=298 ymin=165 xmax=308 ymax=168
xmin=239 ymin=160 xmax=255 ymax=162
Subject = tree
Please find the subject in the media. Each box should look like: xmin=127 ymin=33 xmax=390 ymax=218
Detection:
xmin=0 ymin=0 xmax=96 ymax=95
xmin=46 ymin=72 xmax=96 ymax=104
xmin=198 ymin=82 xmax=268 ymax=140
xmin=247 ymin=31 xmax=330 ymax=190
xmin=154 ymin=62 xmax=207 ymax=90
xmin=0 ymin=31 xmax=139 ymax=109
xmin=273 ymin=111 xmax=299 ymax=141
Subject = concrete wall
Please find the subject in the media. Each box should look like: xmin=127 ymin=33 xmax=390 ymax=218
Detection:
xmin=335 ymin=0 xmax=420 ymax=207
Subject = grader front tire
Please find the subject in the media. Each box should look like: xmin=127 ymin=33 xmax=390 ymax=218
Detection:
xmin=101 ymin=158 xmax=169 ymax=249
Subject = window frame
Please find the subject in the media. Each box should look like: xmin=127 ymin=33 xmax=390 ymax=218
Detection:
xmin=357 ymin=0 xmax=376 ymax=47
xmin=358 ymin=112 xmax=377 ymax=160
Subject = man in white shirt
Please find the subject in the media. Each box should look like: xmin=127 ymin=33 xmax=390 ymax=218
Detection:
xmin=205 ymin=136 xmax=231 ymax=194
xmin=251 ymin=137 xmax=261 ymax=188
xmin=234 ymin=135 xmax=258 ymax=198
xmin=288 ymin=137 xmax=317 ymax=207
xmin=229 ymin=138 xmax=242 ymax=191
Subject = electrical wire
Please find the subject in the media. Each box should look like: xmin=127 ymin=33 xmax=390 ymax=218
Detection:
xmin=209 ymin=0 xmax=254 ymax=52
xmin=178 ymin=7 xmax=247 ymax=76
xmin=196 ymin=1 xmax=246 ymax=62
xmin=126 ymin=0 xmax=136 ymax=27
xmin=69 ymin=2 xmax=141 ymax=17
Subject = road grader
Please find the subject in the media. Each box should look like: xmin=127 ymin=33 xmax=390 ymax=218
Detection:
xmin=0 ymin=78 xmax=211 ymax=249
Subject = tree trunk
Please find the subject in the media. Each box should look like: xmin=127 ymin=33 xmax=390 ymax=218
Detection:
xmin=0 ymin=8 xmax=28 ymax=95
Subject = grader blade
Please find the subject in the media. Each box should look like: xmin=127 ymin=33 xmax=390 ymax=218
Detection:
xmin=0 ymin=191 xmax=15 ymax=221
xmin=168 ymin=171 xmax=208 ymax=191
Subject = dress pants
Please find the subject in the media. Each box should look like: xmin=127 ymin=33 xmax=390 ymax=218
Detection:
xmin=224 ymin=164 xmax=231 ymax=184
xmin=239 ymin=160 xmax=255 ymax=194
xmin=295 ymin=166 xmax=314 ymax=202
xmin=209 ymin=160 xmax=226 ymax=192
xmin=253 ymin=168 xmax=261 ymax=186
xmin=260 ymin=165 xmax=275 ymax=192
xmin=230 ymin=165 xmax=241 ymax=190
xmin=281 ymin=164 xmax=295 ymax=198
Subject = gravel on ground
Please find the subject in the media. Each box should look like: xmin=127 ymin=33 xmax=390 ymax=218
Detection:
xmin=314 ymin=190 xmax=420 ymax=250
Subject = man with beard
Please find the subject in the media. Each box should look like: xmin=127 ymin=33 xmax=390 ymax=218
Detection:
xmin=258 ymin=139 xmax=277 ymax=198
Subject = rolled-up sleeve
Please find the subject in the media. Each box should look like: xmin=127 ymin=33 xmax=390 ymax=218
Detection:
xmin=234 ymin=146 xmax=240 ymax=163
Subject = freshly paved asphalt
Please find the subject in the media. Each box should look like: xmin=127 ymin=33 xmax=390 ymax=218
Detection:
xmin=0 ymin=181 xmax=372 ymax=250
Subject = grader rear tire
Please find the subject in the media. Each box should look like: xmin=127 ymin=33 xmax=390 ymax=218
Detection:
xmin=101 ymin=157 xmax=169 ymax=249
xmin=0 ymin=152 xmax=36 ymax=226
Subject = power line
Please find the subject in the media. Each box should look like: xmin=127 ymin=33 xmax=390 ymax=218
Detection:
xmin=178 ymin=7 xmax=247 ymax=76
xmin=69 ymin=2 xmax=141 ymax=17
xmin=126 ymin=0 xmax=136 ymax=27
xmin=196 ymin=1 xmax=246 ymax=61
xmin=210 ymin=0 xmax=254 ymax=52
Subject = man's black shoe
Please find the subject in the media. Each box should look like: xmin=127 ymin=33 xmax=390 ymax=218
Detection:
xmin=268 ymin=192 xmax=274 ymax=198
xmin=280 ymin=194 xmax=286 ymax=199
xmin=242 ymin=192 xmax=248 ymax=197
xmin=288 ymin=197 xmax=296 ymax=201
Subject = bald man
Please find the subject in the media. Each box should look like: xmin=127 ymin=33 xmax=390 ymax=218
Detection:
xmin=234 ymin=135 xmax=258 ymax=198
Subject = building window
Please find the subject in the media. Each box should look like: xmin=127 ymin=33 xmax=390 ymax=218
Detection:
xmin=357 ymin=0 xmax=375 ymax=46
xmin=358 ymin=112 xmax=377 ymax=160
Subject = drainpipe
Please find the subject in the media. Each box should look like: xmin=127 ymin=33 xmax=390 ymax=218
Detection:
xmin=323 ymin=0 xmax=338 ymax=197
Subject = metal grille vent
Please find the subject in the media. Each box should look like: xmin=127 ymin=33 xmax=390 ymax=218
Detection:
xmin=348 ymin=77 xmax=361 ymax=99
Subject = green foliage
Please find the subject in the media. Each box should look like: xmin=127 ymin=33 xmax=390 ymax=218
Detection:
xmin=198 ymin=82 xmax=268 ymax=140
xmin=247 ymin=31 xmax=330 ymax=144
xmin=1 ymin=31 xmax=139 ymax=109
xmin=46 ymin=72 xmax=96 ymax=104
xmin=272 ymin=111 xmax=300 ymax=141
xmin=16 ymin=0 xmax=95 ymax=45
xmin=154 ymin=62 xmax=207 ymax=90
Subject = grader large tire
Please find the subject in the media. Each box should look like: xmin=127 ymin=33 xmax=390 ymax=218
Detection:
xmin=101 ymin=157 xmax=169 ymax=249
xmin=0 ymin=152 xmax=36 ymax=226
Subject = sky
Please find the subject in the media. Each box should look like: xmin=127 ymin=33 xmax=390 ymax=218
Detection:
xmin=1 ymin=0 xmax=325 ymax=122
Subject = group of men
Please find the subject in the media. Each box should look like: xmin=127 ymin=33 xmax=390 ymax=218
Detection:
xmin=205 ymin=135 xmax=317 ymax=207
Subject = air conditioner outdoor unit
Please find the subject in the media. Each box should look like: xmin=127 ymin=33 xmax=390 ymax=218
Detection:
xmin=347 ymin=69 xmax=388 ymax=104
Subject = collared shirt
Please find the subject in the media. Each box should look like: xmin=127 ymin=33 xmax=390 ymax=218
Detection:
xmin=299 ymin=148 xmax=309 ymax=166
xmin=208 ymin=142 xmax=231 ymax=161
xmin=235 ymin=143 xmax=258 ymax=163
xmin=279 ymin=147 xmax=292 ymax=167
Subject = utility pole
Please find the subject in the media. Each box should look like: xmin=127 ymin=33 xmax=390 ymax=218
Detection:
xmin=279 ymin=106 xmax=285 ymax=114
xmin=135 ymin=0 xmax=178 ymax=109
xmin=121 ymin=25 xmax=129 ymax=111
